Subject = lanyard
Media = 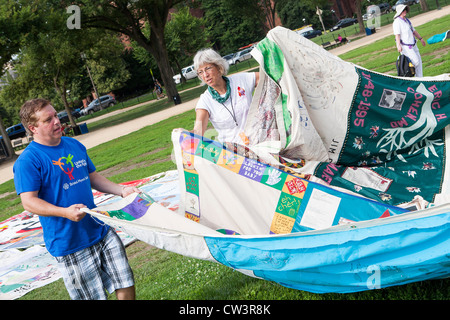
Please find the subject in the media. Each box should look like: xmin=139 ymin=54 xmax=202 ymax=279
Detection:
xmin=221 ymin=95 xmax=238 ymax=127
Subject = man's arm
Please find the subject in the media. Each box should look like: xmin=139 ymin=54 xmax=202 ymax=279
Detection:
xmin=89 ymin=171 xmax=140 ymax=198
xmin=20 ymin=191 xmax=87 ymax=222
xmin=413 ymin=30 xmax=426 ymax=47
xmin=19 ymin=173 xmax=140 ymax=222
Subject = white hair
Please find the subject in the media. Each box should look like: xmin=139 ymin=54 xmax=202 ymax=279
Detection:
xmin=193 ymin=48 xmax=229 ymax=79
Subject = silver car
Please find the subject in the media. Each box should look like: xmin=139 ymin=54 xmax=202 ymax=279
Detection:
xmin=229 ymin=48 xmax=253 ymax=65
xmin=81 ymin=95 xmax=117 ymax=115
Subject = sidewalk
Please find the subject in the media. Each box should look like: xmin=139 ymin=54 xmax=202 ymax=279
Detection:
xmin=76 ymin=97 xmax=199 ymax=150
xmin=0 ymin=6 xmax=448 ymax=185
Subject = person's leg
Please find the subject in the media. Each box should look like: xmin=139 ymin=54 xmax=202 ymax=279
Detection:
xmin=412 ymin=46 xmax=423 ymax=77
xmin=55 ymin=246 xmax=108 ymax=300
xmin=115 ymin=285 xmax=136 ymax=300
xmin=100 ymin=229 xmax=136 ymax=299
xmin=403 ymin=45 xmax=423 ymax=77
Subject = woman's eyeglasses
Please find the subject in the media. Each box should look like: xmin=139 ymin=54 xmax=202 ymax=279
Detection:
xmin=197 ymin=66 xmax=214 ymax=77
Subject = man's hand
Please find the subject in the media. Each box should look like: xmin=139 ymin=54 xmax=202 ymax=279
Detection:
xmin=64 ymin=204 xmax=87 ymax=222
xmin=20 ymin=191 xmax=87 ymax=221
xmin=121 ymin=186 xmax=141 ymax=198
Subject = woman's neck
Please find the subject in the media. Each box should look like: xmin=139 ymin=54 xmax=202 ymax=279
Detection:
xmin=212 ymin=77 xmax=227 ymax=95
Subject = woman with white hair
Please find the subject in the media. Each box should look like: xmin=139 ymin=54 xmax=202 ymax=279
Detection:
xmin=393 ymin=4 xmax=426 ymax=77
xmin=192 ymin=48 xmax=259 ymax=144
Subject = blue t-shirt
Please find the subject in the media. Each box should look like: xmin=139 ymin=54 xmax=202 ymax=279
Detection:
xmin=13 ymin=137 xmax=109 ymax=256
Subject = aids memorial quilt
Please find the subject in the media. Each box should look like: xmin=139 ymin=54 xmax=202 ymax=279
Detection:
xmin=88 ymin=27 xmax=450 ymax=293
xmin=86 ymin=129 xmax=450 ymax=293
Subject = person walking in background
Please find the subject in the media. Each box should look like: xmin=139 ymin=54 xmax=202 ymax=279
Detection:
xmin=393 ymin=4 xmax=426 ymax=77
xmin=153 ymin=79 xmax=165 ymax=100
xmin=13 ymin=98 xmax=139 ymax=300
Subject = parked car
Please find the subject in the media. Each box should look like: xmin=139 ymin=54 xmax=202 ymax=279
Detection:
xmin=57 ymin=110 xmax=81 ymax=123
xmin=301 ymin=29 xmax=323 ymax=39
xmin=81 ymin=95 xmax=117 ymax=116
xmin=392 ymin=0 xmax=417 ymax=11
xmin=330 ymin=18 xmax=358 ymax=32
xmin=378 ymin=2 xmax=392 ymax=14
xmin=229 ymin=48 xmax=253 ymax=65
xmin=0 ymin=123 xmax=26 ymax=140
xmin=182 ymin=65 xmax=197 ymax=80
xmin=173 ymin=65 xmax=198 ymax=84
xmin=223 ymin=53 xmax=235 ymax=66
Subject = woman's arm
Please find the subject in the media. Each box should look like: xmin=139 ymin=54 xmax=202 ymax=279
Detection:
xmin=255 ymin=72 xmax=260 ymax=87
xmin=193 ymin=109 xmax=210 ymax=137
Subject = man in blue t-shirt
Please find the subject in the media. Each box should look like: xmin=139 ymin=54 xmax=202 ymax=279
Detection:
xmin=14 ymin=98 xmax=140 ymax=300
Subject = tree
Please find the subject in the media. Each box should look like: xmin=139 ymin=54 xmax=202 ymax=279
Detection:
xmin=260 ymin=0 xmax=279 ymax=31
xmin=276 ymin=0 xmax=335 ymax=31
xmin=0 ymin=0 xmax=40 ymax=160
xmin=2 ymin=4 xmax=130 ymax=127
xmin=201 ymin=0 xmax=265 ymax=54
xmin=165 ymin=6 xmax=209 ymax=83
xmin=70 ymin=0 xmax=185 ymax=104
xmin=80 ymin=36 xmax=131 ymax=96
xmin=277 ymin=1 xmax=317 ymax=30
xmin=419 ymin=0 xmax=430 ymax=12
xmin=354 ymin=0 xmax=365 ymax=35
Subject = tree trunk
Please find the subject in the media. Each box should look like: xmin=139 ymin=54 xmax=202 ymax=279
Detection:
xmin=131 ymin=13 xmax=181 ymax=104
xmin=355 ymin=0 xmax=365 ymax=34
xmin=53 ymin=75 xmax=77 ymax=127
xmin=150 ymin=34 xmax=179 ymax=104
xmin=0 ymin=114 xmax=15 ymax=160
xmin=420 ymin=0 xmax=429 ymax=12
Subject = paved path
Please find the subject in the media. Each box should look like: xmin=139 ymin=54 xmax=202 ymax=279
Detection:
xmin=1 ymin=6 xmax=448 ymax=185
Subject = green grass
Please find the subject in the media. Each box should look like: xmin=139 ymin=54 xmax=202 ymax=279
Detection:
xmin=2 ymin=11 xmax=450 ymax=300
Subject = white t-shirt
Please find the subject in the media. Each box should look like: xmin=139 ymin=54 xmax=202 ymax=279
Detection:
xmin=196 ymin=72 xmax=256 ymax=143
xmin=393 ymin=17 xmax=416 ymax=46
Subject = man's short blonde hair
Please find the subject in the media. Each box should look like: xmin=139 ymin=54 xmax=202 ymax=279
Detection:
xmin=20 ymin=98 xmax=51 ymax=135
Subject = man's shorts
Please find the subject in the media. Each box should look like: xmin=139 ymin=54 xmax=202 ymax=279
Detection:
xmin=55 ymin=228 xmax=135 ymax=300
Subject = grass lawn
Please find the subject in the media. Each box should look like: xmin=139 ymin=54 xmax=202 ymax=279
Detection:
xmin=2 ymin=12 xmax=449 ymax=301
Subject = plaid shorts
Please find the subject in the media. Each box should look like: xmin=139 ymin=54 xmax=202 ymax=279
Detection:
xmin=55 ymin=228 xmax=135 ymax=300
